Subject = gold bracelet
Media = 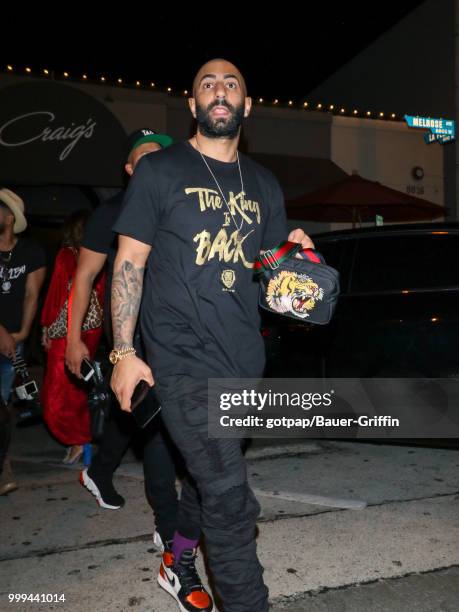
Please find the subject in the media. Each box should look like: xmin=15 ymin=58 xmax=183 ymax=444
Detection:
xmin=109 ymin=347 xmax=136 ymax=365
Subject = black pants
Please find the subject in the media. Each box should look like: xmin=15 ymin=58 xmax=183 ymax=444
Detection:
xmin=156 ymin=376 xmax=268 ymax=612
xmin=90 ymin=392 xmax=200 ymax=542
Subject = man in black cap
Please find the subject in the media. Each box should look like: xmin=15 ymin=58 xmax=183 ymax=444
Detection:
xmin=66 ymin=129 xmax=173 ymax=382
xmin=65 ymin=131 xmax=209 ymax=608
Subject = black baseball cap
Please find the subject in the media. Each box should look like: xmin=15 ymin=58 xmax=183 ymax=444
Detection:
xmin=126 ymin=129 xmax=173 ymax=159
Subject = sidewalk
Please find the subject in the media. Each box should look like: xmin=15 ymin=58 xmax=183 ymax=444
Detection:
xmin=1 ymin=420 xmax=458 ymax=611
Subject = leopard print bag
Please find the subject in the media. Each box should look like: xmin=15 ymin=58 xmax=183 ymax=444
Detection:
xmin=47 ymin=282 xmax=103 ymax=339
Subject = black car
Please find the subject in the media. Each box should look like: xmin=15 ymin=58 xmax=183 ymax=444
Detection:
xmin=263 ymin=223 xmax=459 ymax=379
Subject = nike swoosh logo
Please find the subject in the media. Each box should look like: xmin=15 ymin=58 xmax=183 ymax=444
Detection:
xmin=165 ymin=567 xmax=176 ymax=588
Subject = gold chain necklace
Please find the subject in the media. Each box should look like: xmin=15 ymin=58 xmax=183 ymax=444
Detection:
xmin=194 ymin=138 xmax=245 ymax=242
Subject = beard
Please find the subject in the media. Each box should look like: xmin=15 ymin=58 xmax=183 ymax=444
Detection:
xmin=195 ymin=99 xmax=245 ymax=139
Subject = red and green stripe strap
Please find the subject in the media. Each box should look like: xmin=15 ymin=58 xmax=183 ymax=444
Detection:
xmin=254 ymin=241 xmax=303 ymax=272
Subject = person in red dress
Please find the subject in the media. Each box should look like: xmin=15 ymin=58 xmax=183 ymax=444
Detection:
xmin=41 ymin=210 xmax=105 ymax=463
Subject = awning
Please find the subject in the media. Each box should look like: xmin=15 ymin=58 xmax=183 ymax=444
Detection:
xmin=0 ymin=80 xmax=127 ymax=187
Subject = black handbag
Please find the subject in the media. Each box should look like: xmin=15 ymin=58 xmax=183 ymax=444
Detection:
xmin=86 ymin=361 xmax=111 ymax=441
xmin=255 ymin=241 xmax=340 ymax=325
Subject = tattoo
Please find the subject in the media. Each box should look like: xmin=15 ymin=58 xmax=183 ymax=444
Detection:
xmin=111 ymin=260 xmax=145 ymax=349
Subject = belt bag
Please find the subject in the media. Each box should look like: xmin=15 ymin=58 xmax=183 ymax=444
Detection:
xmin=254 ymin=241 xmax=340 ymax=325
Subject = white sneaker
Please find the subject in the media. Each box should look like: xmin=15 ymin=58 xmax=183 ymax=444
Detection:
xmin=153 ymin=530 xmax=165 ymax=552
xmin=79 ymin=468 xmax=124 ymax=510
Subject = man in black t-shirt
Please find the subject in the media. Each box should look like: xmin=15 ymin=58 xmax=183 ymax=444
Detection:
xmin=0 ymin=189 xmax=46 ymax=495
xmin=111 ymin=59 xmax=314 ymax=612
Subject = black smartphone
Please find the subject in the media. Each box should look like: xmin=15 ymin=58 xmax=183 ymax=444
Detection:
xmin=131 ymin=381 xmax=161 ymax=428
xmin=23 ymin=380 xmax=38 ymax=394
xmin=80 ymin=358 xmax=95 ymax=382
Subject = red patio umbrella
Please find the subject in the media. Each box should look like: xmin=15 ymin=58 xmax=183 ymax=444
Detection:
xmin=287 ymin=173 xmax=445 ymax=227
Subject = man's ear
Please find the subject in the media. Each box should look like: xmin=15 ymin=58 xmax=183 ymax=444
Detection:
xmin=244 ymin=97 xmax=252 ymax=118
xmin=188 ymin=97 xmax=197 ymax=119
xmin=124 ymin=162 xmax=134 ymax=177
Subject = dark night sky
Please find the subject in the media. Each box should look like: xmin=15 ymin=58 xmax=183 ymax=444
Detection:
xmin=3 ymin=3 xmax=425 ymax=101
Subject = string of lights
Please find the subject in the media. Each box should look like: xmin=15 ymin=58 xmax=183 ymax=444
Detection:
xmin=3 ymin=65 xmax=401 ymax=121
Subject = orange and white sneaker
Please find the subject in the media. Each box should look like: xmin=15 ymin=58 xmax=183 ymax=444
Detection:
xmin=158 ymin=545 xmax=214 ymax=612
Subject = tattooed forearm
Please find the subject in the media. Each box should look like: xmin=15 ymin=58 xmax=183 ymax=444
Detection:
xmin=111 ymin=259 xmax=145 ymax=348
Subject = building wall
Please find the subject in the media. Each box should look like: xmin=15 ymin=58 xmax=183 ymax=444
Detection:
xmin=331 ymin=115 xmax=443 ymax=206
xmin=0 ymin=72 xmax=446 ymax=231
xmin=0 ymin=74 xmax=171 ymax=135
xmin=243 ymin=106 xmax=331 ymax=158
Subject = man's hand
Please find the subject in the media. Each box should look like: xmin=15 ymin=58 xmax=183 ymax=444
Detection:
xmin=110 ymin=355 xmax=154 ymax=412
xmin=288 ymin=228 xmax=315 ymax=252
xmin=41 ymin=327 xmax=51 ymax=351
xmin=65 ymin=339 xmax=90 ymax=377
xmin=11 ymin=330 xmax=26 ymax=343
xmin=0 ymin=326 xmax=16 ymax=358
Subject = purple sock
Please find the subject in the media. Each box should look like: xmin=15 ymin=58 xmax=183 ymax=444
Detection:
xmin=172 ymin=532 xmax=199 ymax=565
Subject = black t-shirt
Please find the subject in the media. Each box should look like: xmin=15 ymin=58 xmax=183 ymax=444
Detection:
xmin=113 ymin=141 xmax=287 ymax=379
xmin=0 ymin=238 xmax=46 ymax=333
xmin=82 ymin=191 xmax=124 ymax=339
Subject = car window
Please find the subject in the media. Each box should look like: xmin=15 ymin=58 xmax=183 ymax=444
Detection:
xmin=350 ymin=234 xmax=459 ymax=292
xmin=315 ymin=238 xmax=352 ymax=292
